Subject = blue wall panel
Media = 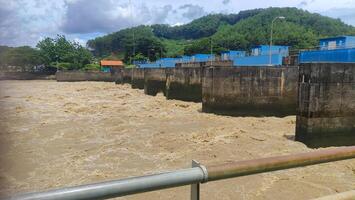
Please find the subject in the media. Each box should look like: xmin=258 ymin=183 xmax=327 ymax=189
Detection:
xmin=299 ymin=48 xmax=355 ymax=63
xmin=233 ymin=54 xmax=283 ymax=66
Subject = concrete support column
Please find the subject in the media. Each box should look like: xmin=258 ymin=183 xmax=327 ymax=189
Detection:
xmin=296 ymin=63 xmax=355 ymax=147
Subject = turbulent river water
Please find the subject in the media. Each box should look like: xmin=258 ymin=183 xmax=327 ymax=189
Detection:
xmin=0 ymin=80 xmax=354 ymax=199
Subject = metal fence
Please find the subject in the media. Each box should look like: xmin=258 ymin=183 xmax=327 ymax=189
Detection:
xmin=10 ymin=146 xmax=355 ymax=200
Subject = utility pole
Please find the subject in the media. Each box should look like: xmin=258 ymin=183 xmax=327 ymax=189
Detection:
xmin=129 ymin=0 xmax=135 ymax=65
xmin=210 ymin=38 xmax=213 ymax=66
xmin=269 ymin=16 xmax=285 ymax=66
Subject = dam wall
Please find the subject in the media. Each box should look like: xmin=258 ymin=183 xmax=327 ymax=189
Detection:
xmin=202 ymin=66 xmax=299 ymax=116
xmin=56 ymin=71 xmax=116 ymax=82
xmin=296 ymin=63 xmax=355 ymax=147
xmin=166 ymin=67 xmax=203 ymax=102
xmin=144 ymin=68 xmax=170 ymax=96
xmin=131 ymin=68 xmax=145 ymax=89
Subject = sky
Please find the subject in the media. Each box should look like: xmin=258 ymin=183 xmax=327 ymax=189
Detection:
xmin=1 ymin=0 xmax=355 ymax=47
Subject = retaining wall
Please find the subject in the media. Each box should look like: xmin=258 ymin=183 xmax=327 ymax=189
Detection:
xmin=131 ymin=68 xmax=145 ymax=89
xmin=56 ymin=71 xmax=116 ymax=82
xmin=166 ymin=67 xmax=203 ymax=102
xmin=0 ymin=71 xmax=56 ymax=80
xmin=202 ymin=66 xmax=298 ymax=116
xmin=144 ymin=68 xmax=170 ymax=96
xmin=121 ymin=68 xmax=132 ymax=84
xmin=296 ymin=63 xmax=355 ymax=147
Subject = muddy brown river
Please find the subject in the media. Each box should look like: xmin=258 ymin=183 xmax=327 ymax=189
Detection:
xmin=0 ymin=80 xmax=354 ymax=199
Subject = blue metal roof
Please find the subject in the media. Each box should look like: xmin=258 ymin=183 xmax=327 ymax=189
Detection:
xmin=319 ymin=35 xmax=355 ymax=41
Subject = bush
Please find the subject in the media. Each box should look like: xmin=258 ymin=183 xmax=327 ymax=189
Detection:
xmin=55 ymin=62 xmax=76 ymax=70
xmin=83 ymin=63 xmax=101 ymax=71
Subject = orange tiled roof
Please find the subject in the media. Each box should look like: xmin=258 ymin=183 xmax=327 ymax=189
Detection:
xmin=100 ymin=60 xmax=123 ymax=67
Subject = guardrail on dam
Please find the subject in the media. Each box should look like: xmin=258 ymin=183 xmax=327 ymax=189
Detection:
xmin=11 ymin=146 xmax=355 ymax=200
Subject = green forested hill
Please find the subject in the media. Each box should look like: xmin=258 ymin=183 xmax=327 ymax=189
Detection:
xmin=151 ymin=9 xmax=262 ymax=40
xmin=87 ymin=7 xmax=355 ymax=62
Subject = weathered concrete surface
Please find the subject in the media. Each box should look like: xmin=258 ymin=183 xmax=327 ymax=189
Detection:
xmin=131 ymin=68 xmax=145 ymax=89
xmin=296 ymin=63 xmax=355 ymax=147
xmin=202 ymin=66 xmax=298 ymax=116
xmin=0 ymin=72 xmax=55 ymax=80
xmin=111 ymin=68 xmax=123 ymax=84
xmin=175 ymin=60 xmax=233 ymax=68
xmin=144 ymin=68 xmax=170 ymax=96
xmin=166 ymin=67 xmax=203 ymax=102
xmin=56 ymin=71 xmax=116 ymax=82
xmin=121 ymin=68 xmax=132 ymax=84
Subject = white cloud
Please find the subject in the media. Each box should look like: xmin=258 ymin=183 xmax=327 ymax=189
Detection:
xmin=322 ymin=8 xmax=355 ymax=26
xmin=179 ymin=4 xmax=206 ymax=20
xmin=0 ymin=0 xmax=354 ymax=47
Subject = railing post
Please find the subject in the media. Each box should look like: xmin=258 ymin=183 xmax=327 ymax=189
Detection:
xmin=191 ymin=160 xmax=200 ymax=200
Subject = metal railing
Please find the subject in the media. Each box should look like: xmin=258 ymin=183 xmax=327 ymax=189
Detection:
xmin=10 ymin=146 xmax=355 ymax=200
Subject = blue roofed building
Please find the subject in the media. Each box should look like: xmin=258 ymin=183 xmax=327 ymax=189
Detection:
xmin=231 ymin=45 xmax=289 ymax=66
xmin=137 ymin=57 xmax=182 ymax=68
xmin=221 ymin=50 xmax=246 ymax=61
xmin=300 ymin=36 xmax=355 ymax=63
xmin=192 ymin=54 xmax=215 ymax=62
xmin=319 ymin=36 xmax=355 ymax=50
xmin=251 ymin=45 xmax=289 ymax=57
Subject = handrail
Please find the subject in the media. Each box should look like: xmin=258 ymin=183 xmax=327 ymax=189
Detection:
xmin=10 ymin=146 xmax=355 ymax=200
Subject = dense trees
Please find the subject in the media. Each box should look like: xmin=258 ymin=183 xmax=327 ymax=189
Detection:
xmin=37 ymin=35 xmax=92 ymax=70
xmin=151 ymin=10 xmax=262 ymax=40
xmin=0 ymin=46 xmax=43 ymax=67
xmin=88 ymin=26 xmax=165 ymax=63
xmin=185 ymin=7 xmax=354 ymax=54
xmin=88 ymin=7 xmax=355 ymax=58
xmin=0 ymin=35 xmax=93 ymax=71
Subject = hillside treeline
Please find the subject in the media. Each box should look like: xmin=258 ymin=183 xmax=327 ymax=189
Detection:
xmin=87 ymin=7 xmax=355 ymax=62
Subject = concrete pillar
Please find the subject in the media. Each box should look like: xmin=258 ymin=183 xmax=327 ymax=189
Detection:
xmin=122 ymin=68 xmax=132 ymax=84
xmin=131 ymin=68 xmax=145 ymax=89
xmin=144 ymin=68 xmax=169 ymax=96
xmin=112 ymin=68 xmax=123 ymax=84
xmin=202 ymin=66 xmax=298 ymax=116
xmin=296 ymin=63 xmax=355 ymax=147
xmin=166 ymin=67 xmax=203 ymax=102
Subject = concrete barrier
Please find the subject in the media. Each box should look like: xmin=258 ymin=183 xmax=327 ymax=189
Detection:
xmin=202 ymin=66 xmax=298 ymax=116
xmin=166 ymin=67 xmax=203 ymax=102
xmin=144 ymin=68 xmax=170 ymax=96
xmin=121 ymin=68 xmax=132 ymax=84
xmin=296 ymin=63 xmax=355 ymax=147
xmin=56 ymin=71 xmax=116 ymax=82
xmin=131 ymin=68 xmax=145 ymax=89
xmin=0 ymin=71 xmax=56 ymax=80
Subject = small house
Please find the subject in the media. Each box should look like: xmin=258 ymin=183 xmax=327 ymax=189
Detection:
xmin=299 ymin=36 xmax=355 ymax=63
xmin=221 ymin=51 xmax=246 ymax=61
xmin=192 ymin=54 xmax=215 ymax=62
xmin=319 ymin=36 xmax=355 ymax=50
xmin=251 ymin=45 xmax=289 ymax=57
xmin=100 ymin=60 xmax=124 ymax=72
